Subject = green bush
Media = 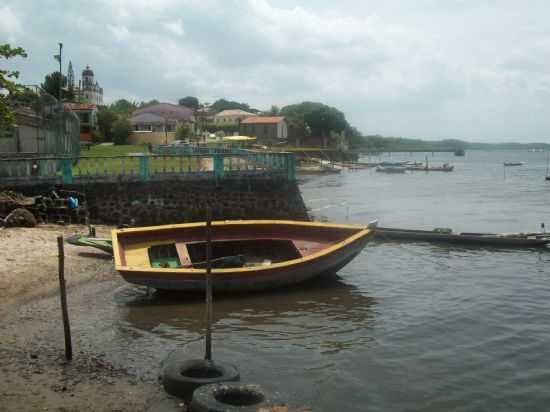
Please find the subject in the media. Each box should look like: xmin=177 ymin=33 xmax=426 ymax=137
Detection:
xmin=112 ymin=118 xmax=132 ymax=145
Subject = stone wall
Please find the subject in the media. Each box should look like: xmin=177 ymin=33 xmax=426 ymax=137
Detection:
xmin=4 ymin=177 xmax=309 ymax=225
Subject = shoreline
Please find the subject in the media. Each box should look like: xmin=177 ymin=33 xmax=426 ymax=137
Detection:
xmin=0 ymin=224 xmax=182 ymax=411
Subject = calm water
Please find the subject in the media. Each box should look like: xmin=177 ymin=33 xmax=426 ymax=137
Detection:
xmin=81 ymin=150 xmax=550 ymax=411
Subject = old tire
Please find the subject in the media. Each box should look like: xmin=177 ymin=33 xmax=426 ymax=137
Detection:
xmin=190 ymin=383 xmax=278 ymax=412
xmin=163 ymin=359 xmax=240 ymax=401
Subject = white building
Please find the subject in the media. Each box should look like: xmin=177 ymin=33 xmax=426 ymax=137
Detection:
xmin=79 ymin=65 xmax=103 ymax=105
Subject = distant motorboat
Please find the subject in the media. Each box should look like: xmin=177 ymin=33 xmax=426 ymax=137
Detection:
xmin=503 ymin=161 xmax=525 ymax=166
xmin=375 ymin=165 xmax=407 ymax=174
xmin=454 ymin=149 xmax=465 ymax=156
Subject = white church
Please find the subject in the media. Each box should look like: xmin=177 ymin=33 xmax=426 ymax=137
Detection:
xmin=67 ymin=62 xmax=103 ymax=105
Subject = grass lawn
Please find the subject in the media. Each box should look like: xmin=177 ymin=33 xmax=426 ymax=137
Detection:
xmin=73 ymin=144 xmax=208 ymax=176
xmin=80 ymin=144 xmax=150 ymax=157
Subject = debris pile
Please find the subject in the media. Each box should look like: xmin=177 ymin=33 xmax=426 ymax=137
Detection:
xmin=0 ymin=189 xmax=88 ymax=227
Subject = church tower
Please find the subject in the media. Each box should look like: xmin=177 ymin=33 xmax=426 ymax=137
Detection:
xmin=67 ymin=61 xmax=74 ymax=89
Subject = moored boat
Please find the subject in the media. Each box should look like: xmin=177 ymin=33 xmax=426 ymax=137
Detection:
xmin=374 ymin=227 xmax=550 ymax=247
xmin=407 ymin=163 xmax=454 ymax=172
xmin=503 ymin=161 xmax=525 ymax=166
xmin=112 ymin=220 xmax=372 ymax=292
xmin=376 ymin=165 xmax=407 ymax=174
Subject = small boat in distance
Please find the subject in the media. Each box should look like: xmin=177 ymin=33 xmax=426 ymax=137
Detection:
xmin=454 ymin=149 xmax=465 ymax=156
xmin=112 ymin=220 xmax=373 ymax=292
xmin=407 ymin=163 xmax=454 ymax=172
xmin=503 ymin=161 xmax=525 ymax=166
xmin=376 ymin=166 xmax=407 ymax=174
xmin=374 ymin=227 xmax=550 ymax=247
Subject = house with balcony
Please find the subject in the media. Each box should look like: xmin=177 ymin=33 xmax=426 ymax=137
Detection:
xmin=65 ymin=102 xmax=98 ymax=142
xmin=213 ymin=109 xmax=257 ymax=126
xmin=129 ymin=103 xmax=195 ymax=144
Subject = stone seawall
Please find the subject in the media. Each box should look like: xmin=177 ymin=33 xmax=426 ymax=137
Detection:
xmin=3 ymin=177 xmax=309 ymax=225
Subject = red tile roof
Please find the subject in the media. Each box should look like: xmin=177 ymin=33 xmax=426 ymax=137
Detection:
xmin=240 ymin=116 xmax=285 ymax=124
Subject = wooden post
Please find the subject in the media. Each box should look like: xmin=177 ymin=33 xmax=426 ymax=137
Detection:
xmin=57 ymin=236 xmax=72 ymax=361
xmin=205 ymin=207 xmax=213 ymax=361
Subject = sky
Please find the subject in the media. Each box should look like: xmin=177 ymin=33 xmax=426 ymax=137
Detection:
xmin=2 ymin=0 xmax=550 ymax=142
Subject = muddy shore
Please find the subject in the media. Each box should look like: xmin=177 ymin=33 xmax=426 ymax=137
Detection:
xmin=0 ymin=225 xmax=182 ymax=411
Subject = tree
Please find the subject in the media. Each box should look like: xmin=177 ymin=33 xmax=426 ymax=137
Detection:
xmin=265 ymin=105 xmax=280 ymax=116
xmin=41 ymin=71 xmax=69 ymax=100
xmin=211 ymin=98 xmax=257 ymax=113
xmin=109 ymin=99 xmax=138 ymax=115
xmin=178 ymin=96 xmax=199 ymax=110
xmin=175 ymin=122 xmax=191 ymax=140
xmin=0 ymin=44 xmax=28 ymax=127
xmin=112 ymin=117 xmax=132 ymax=145
xmin=97 ymin=108 xmax=118 ymax=141
xmin=138 ymin=99 xmax=159 ymax=108
xmin=281 ymin=101 xmax=350 ymax=142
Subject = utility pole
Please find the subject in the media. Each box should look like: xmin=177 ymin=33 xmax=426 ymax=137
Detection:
xmin=57 ymin=43 xmax=63 ymax=107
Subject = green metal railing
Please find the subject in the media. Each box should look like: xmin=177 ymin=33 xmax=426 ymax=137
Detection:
xmin=0 ymin=151 xmax=296 ymax=183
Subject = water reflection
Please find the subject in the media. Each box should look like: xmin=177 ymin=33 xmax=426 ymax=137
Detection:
xmin=115 ymin=275 xmax=376 ymax=352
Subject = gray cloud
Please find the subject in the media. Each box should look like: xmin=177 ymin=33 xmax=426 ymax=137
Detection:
xmin=2 ymin=0 xmax=550 ymax=141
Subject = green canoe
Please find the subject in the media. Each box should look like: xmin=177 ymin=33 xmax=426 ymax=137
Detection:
xmin=67 ymin=234 xmax=113 ymax=254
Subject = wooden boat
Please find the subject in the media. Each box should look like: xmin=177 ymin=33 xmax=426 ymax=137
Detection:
xmin=375 ymin=165 xmax=407 ymax=174
xmin=112 ymin=220 xmax=372 ymax=292
xmin=407 ymin=163 xmax=454 ymax=172
xmin=67 ymin=234 xmax=113 ymax=254
xmin=374 ymin=227 xmax=550 ymax=247
xmin=503 ymin=161 xmax=525 ymax=166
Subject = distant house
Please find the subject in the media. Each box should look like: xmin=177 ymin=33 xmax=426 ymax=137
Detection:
xmin=213 ymin=109 xmax=257 ymax=126
xmin=129 ymin=103 xmax=194 ymax=144
xmin=239 ymin=116 xmax=288 ymax=144
xmin=65 ymin=102 xmax=98 ymax=142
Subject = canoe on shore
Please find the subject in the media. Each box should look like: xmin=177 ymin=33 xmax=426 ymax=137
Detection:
xmin=112 ymin=220 xmax=372 ymax=292
xmin=67 ymin=234 xmax=113 ymax=254
xmin=374 ymin=227 xmax=550 ymax=247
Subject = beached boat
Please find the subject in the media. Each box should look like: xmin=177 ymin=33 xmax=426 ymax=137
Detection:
xmin=376 ymin=166 xmax=407 ymax=174
xmin=112 ymin=220 xmax=372 ymax=292
xmin=374 ymin=227 xmax=550 ymax=247
xmin=67 ymin=234 xmax=113 ymax=254
xmin=503 ymin=161 xmax=525 ymax=166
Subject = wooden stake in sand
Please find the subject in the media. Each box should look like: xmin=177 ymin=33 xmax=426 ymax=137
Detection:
xmin=205 ymin=207 xmax=213 ymax=361
xmin=57 ymin=236 xmax=73 ymax=361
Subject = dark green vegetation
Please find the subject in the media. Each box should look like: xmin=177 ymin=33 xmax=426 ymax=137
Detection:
xmin=0 ymin=44 xmax=27 ymax=127
xmin=353 ymin=135 xmax=550 ymax=152
xmin=41 ymin=71 xmax=74 ymax=100
xmin=210 ymin=98 xmax=260 ymax=113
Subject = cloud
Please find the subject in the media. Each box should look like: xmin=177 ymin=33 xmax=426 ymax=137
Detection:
xmin=164 ymin=19 xmax=185 ymax=37
xmin=2 ymin=0 xmax=550 ymax=141
xmin=0 ymin=5 xmax=22 ymax=41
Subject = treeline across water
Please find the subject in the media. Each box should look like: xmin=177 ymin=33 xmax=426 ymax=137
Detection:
xmin=351 ymin=135 xmax=550 ymax=152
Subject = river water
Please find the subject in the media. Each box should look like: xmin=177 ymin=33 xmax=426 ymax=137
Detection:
xmin=80 ymin=150 xmax=550 ymax=411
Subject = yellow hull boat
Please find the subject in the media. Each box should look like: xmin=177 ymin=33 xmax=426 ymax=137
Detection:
xmin=112 ymin=220 xmax=372 ymax=292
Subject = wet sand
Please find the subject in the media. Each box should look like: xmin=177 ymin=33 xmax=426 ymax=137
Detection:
xmin=0 ymin=225 xmax=181 ymax=411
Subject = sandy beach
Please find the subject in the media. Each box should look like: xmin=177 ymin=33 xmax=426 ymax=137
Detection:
xmin=0 ymin=225 xmax=182 ymax=412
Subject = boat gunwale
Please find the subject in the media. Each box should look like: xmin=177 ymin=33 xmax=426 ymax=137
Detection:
xmin=112 ymin=220 xmax=371 ymax=275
